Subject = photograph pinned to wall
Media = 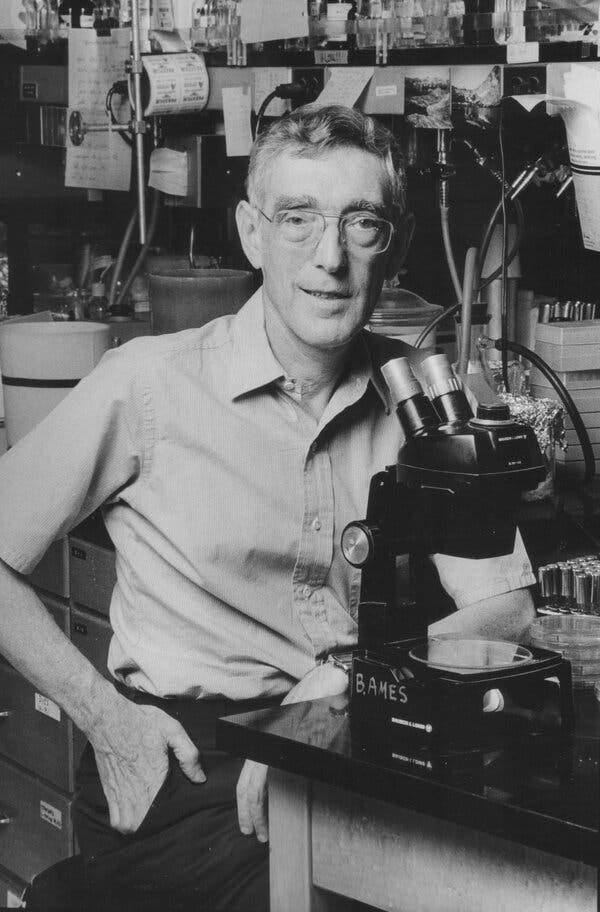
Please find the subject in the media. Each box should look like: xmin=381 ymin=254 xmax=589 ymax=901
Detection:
xmin=403 ymin=66 xmax=451 ymax=129
xmin=451 ymin=64 xmax=503 ymax=128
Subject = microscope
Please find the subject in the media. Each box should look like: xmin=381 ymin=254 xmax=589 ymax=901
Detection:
xmin=341 ymin=353 xmax=574 ymax=755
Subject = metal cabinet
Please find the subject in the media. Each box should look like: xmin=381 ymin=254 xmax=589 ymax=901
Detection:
xmin=0 ymin=758 xmax=75 ymax=884
xmin=0 ymin=523 xmax=115 ymax=895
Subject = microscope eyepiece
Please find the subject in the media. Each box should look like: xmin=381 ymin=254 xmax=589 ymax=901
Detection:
xmin=420 ymin=353 xmax=473 ymax=425
xmin=381 ymin=357 xmax=440 ymax=439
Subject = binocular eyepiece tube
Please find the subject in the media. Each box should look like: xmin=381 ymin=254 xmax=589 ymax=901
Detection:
xmin=381 ymin=353 xmax=472 ymax=439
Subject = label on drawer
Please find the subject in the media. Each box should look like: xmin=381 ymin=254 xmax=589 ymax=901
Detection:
xmin=40 ymin=800 xmax=63 ymax=830
xmin=35 ymin=693 xmax=61 ymax=721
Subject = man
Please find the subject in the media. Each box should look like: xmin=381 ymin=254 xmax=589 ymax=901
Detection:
xmin=0 ymin=104 xmax=535 ymax=911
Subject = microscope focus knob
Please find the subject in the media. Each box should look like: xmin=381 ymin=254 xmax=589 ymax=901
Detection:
xmin=341 ymin=522 xmax=379 ymax=567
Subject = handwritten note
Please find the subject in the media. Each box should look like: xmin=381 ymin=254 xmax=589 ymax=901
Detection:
xmin=222 ymin=87 xmax=253 ymax=157
xmin=315 ymin=67 xmax=374 ymax=108
xmin=66 ymin=29 xmax=132 ymax=191
xmin=240 ymin=0 xmax=307 ymax=44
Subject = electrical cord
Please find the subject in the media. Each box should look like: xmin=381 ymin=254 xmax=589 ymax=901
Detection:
xmin=254 ymin=90 xmax=279 ymax=138
xmin=498 ymin=105 xmax=510 ymax=391
xmin=254 ymin=81 xmax=322 ymax=138
xmin=477 ymin=195 xmax=524 ymax=291
xmin=108 ymin=207 xmax=139 ymax=311
xmin=105 ymin=80 xmax=133 ymax=148
xmin=495 ymin=337 xmax=595 ymax=484
xmin=113 ymin=188 xmax=161 ymax=314
xmin=414 ymin=299 xmax=460 ymax=348
xmin=440 ymin=205 xmax=463 ymax=304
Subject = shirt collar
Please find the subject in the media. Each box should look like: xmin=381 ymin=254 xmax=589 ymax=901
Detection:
xmin=229 ymin=286 xmax=392 ymax=413
xmin=229 ymin=288 xmax=286 ymax=400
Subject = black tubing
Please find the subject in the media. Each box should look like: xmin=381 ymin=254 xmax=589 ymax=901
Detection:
xmin=114 ymin=188 xmax=161 ymax=313
xmin=478 ymin=195 xmax=524 ymax=291
xmin=495 ymin=337 xmax=595 ymax=483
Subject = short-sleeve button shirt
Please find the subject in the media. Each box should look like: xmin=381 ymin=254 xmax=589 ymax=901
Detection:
xmin=0 ymin=289 xmax=535 ymax=699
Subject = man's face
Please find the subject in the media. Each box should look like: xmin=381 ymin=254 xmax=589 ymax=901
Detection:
xmin=247 ymin=147 xmax=401 ymax=356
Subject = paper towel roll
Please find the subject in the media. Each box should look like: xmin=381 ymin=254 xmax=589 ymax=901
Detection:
xmin=0 ymin=322 xmax=111 ymax=446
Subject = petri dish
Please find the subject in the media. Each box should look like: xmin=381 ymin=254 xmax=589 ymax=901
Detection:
xmin=409 ymin=636 xmax=533 ymax=674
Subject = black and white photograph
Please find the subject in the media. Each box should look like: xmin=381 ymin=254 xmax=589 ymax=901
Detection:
xmin=0 ymin=2 xmax=597 ymax=910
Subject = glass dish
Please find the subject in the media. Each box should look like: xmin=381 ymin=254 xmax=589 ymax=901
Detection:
xmin=409 ymin=636 xmax=533 ymax=674
xmin=528 ymin=615 xmax=600 ymax=648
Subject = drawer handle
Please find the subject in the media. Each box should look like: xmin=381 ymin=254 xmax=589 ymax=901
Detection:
xmin=0 ymin=711 xmax=12 ymax=719
xmin=0 ymin=813 xmax=12 ymax=825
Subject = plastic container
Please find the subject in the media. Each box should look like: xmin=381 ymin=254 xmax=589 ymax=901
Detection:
xmin=148 ymin=269 xmax=253 ymax=335
xmin=528 ymin=615 xmax=600 ymax=688
xmin=0 ymin=321 xmax=111 ymax=446
xmin=368 ymin=288 xmax=443 ymax=347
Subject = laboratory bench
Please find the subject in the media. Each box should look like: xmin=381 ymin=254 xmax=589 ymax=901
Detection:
xmin=217 ymin=688 xmax=599 ymax=912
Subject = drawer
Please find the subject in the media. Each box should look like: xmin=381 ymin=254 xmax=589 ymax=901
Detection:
xmin=0 ymin=869 xmax=27 ymax=907
xmin=70 ymin=607 xmax=112 ymax=679
xmin=69 ymin=537 xmax=116 ymax=618
xmin=71 ymin=608 xmax=113 ymax=767
xmin=27 ymin=538 xmax=70 ymax=599
xmin=0 ymin=663 xmax=75 ymax=792
xmin=0 ymin=759 xmax=74 ymax=883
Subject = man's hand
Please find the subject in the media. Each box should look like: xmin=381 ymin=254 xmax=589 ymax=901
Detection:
xmin=236 ymin=760 xmax=269 ymax=843
xmin=90 ymin=697 xmax=206 ymax=834
xmin=236 ymin=660 xmax=349 ymax=842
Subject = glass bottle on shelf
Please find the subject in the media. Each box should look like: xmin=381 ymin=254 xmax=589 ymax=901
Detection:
xmin=88 ymin=282 xmax=108 ymax=321
xmin=58 ymin=0 xmax=72 ymax=27
xmin=23 ymin=0 xmax=38 ymax=35
xmin=394 ymin=0 xmax=415 ymax=45
xmin=119 ymin=0 xmax=131 ymax=25
xmin=325 ymin=0 xmax=357 ymax=50
xmin=78 ymin=0 xmax=96 ymax=27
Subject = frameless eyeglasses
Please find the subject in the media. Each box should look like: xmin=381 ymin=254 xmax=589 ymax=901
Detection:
xmin=256 ymin=207 xmax=395 ymax=255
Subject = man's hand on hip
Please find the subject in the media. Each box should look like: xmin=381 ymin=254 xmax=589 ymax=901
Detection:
xmin=236 ymin=660 xmax=349 ymax=843
xmin=90 ymin=697 xmax=206 ymax=834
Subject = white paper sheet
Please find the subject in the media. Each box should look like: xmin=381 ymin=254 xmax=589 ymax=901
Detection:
xmin=222 ymin=87 xmax=253 ymax=157
xmin=315 ymin=67 xmax=374 ymax=108
xmin=240 ymin=0 xmax=308 ymax=44
xmin=66 ymin=29 xmax=132 ymax=191
xmin=0 ymin=0 xmax=26 ymax=49
xmin=148 ymin=147 xmax=188 ymax=195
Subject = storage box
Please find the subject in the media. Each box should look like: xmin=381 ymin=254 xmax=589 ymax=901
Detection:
xmin=534 ymin=321 xmax=600 ymax=372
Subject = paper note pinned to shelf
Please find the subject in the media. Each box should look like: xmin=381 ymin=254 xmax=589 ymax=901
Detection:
xmin=65 ymin=114 xmax=132 ymax=192
xmin=148 ymin=147 xmax=188 ymax=196
xmin=65 ymin=29 xmax=132 ymax=191
xmin=315 ymin=68 xmax=374 ymax=109
xmin=240 ymin=0 xmax=307 ymax=44
xmin=222 ymin=86 xmax=253 ymax=157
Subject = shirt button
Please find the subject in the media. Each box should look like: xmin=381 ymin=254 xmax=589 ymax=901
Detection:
xmin=312 ymin=518 xmax=322 ymax=531
xmin=302 ymin=585 xmax=312 ymax=599
xmin=283 ymin=379 xmax=295 ymax=391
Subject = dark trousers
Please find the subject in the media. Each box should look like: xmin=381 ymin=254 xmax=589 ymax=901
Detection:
xmin=71 ymin=686 xmax=278 ymax=912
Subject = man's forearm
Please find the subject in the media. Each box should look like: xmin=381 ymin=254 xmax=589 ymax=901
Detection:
xmin=429 ymin=587 xmax=535 ymax=643
xmin=0 ymin=557 xmax=122 ymax=739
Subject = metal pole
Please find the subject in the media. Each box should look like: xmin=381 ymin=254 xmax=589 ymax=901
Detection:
xmin=130 ymin=0 xmax=147 ymax=243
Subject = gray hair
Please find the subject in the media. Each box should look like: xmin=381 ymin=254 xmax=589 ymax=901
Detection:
xmin=246 ymin=104 xmax=406 ymax=220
